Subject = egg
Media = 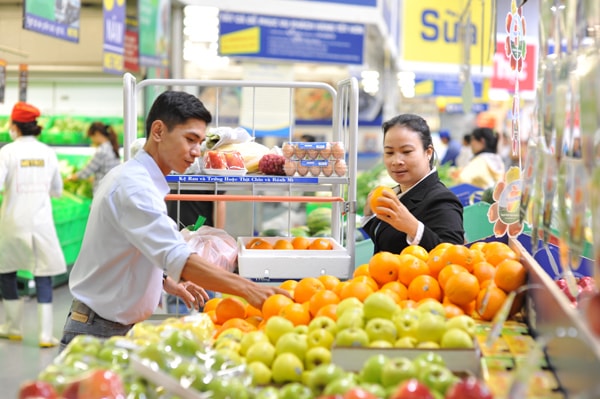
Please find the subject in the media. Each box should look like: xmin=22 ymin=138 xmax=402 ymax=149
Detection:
xmin=331 ymin=142 xmax=345 ymax=160
xmin=282 ymin=142 xmax=295 ymax=159
xmin=334 ymin=159 xmax=347 ymax=176
xmin=297 ymin=163 xmax=309 ymax=176
xmin=309 ymin=165 xmax=321 ymax=176
xmin=320 ymin=142 xmax=332 ymax=159
xmin=307 ymin=148 xmax=320 ymax=160
xmin=295 ymin=145 xmax=307 ymax=160
xmin=283 ymin=159 xmax=297 ymax=176
xmin=321 ymin=162 xmax=334 ymax=177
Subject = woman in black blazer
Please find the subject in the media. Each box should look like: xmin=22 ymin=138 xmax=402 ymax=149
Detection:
xmin=362 ymin=114 xmax=464 ymax=254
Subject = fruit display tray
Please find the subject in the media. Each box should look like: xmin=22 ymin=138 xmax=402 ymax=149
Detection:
xmin=330 ymin=346 xmax=481 ymax=375
xmin=237 ymin=236 xmax=352 ymax=282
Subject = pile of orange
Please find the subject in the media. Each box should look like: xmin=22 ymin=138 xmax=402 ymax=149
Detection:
xmin=204 ymin=240 xmax=526 ymax=338
xmin=245 ymin=237 xmax=334 ymax=250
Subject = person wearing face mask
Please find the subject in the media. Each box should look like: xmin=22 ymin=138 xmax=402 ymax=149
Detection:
xmin=0 ymin=102 xmax=67 ymax=347
xmin=67 ymin=122 xmax=121 ymax=194
xmin=362 ymin=114 xmax=465 ymax=254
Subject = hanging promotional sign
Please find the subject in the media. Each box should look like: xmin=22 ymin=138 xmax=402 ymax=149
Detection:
xmin=138 ymin=0 xmax=171 ymax=68
xmin=18 ymin=64 xmax=28 ymax=102
xmin=0 ymin=60 xmax=6 ymax=104
xmin=124 ymin=16 xmax=140 ymax=72
xmin=490 ymin=36 xmax=537 ymax=93
xmin=23 ymin=0 xmax=80 ymax=43
xmin=102 ymin=0 xmax=126 ymax=75
xmin=219 ymin=12 xmax=365 ymax=65
xmin=400 ymin=0 xmax=493 ymax=72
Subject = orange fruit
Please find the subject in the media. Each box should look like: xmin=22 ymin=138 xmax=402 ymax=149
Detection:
xmin=380 ymin=281 xmax=408 ymax=301
xmin=315 ymin=303 xmax=338 ymax=321
xmin=432 ymin=242 xmax=453 ymax=253
xmin=205 ymin=309 xmax=218 ymax=324
xmin=273 ymin=239 xmax=294 ymax=250
xmin=441 ymin=244 xmax=472 ymax=270
xmin=333 ymin=281 xmax=349 ymax=298
xmin=308 ymin=289 xmax=340 ymax=317
xmin=469 ymin=242 xmax=486 ymax=252
xmin=216 ymin=318 xmax=256 ymax=337
xmin=203 ymin=297 xmax=222 ymax=313
xmin=397 ymin=254 xmax=430 ymax=287
xmin=494 ymin=259 xmax=527 ymax=292
xmin=444 ymin=302 xmax=465 ymax=318
xmin=279 ymin=302 xmax=311 ymax=326
xmin=246 ymin=238 xmax=273 ymax=250
xmin=473 ymin=261 xmax=496 ymax=284
xmin=262 ymin=294 xmax=294 ymax=319
xmin=339 ymin=281 xmax=375 ymax=302
xmin=353 ymin=264 xmax=370 ymax=278
xmin=483 ymin=241 xmax=518 ymax=266
xmin=476 ymin=285 xmax=508 ymax=321
xmin=461 ymin=300 xmax=477 ymax=317
xmin=369 ymin=186 xmax=395 ymax=214
xmin=400 ymin=299 xmax=417 ymax=309
xmin=294 ymin=277 xmax=325 ymax=303
xmin=318 ymin=275 xmax=341 ymax=291
xmin=245 ymin=304 xmax=263 ymax=318
xmin=291 ymin=236 xmax=311 ymax=250
xmin=437 ymin=264 xmax=469 ymax=291
xmin=308 ymin=238 xmax=333 ymax=250
xmin=351 ymin=275 xmax=379 ymax=292
xmin=426 ymin=247 xmax=448 ymax=279
xmin=401 ymin=245 xmax=429 ymax=262
xmin=369 ymin=251 xmax=401 ymax=286
xmin=444 ymin=272 xmax=480 ymax=306
xmin=379 ymin=289 xmax=402 ymax=304
xmin=407 ymin=275 xmax=442 ymax=302
xmin=245 ymin=315 xmax=263 ymax=328
xmin=279 ymin=280 xmax=299 ymax=294
xmin=215 ymin=297 xmax=247 ymax=325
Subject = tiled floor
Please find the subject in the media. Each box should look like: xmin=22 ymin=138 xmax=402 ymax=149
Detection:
xmin=0 ymin=283 xmax=73 ymax=399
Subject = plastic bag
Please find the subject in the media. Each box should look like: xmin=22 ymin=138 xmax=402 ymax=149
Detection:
xmin=203 ymin=126 xmax=252 ymax=150
xmin=180 ymin=226 xmax=238 ymax=272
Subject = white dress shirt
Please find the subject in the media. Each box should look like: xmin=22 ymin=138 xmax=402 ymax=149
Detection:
xmin=69 ymin=149 xmax=192 ymax=325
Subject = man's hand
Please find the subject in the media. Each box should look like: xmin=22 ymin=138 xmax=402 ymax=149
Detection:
xmin=163 ymin=277 xmax=209 ymax=311
xmin=245 ymin=285 xmax=292 ymax=310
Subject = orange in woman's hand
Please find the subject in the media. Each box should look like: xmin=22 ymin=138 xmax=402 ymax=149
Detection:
xmin=369 ymin=186 xmax=395 ymax=214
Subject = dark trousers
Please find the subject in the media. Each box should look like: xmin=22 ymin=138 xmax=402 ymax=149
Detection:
xmin=0 ymin=271 xmax=53 ymax=303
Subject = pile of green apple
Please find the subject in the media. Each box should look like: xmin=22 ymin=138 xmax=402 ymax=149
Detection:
xmin=333 ymin=292 xmax=477 ymax=349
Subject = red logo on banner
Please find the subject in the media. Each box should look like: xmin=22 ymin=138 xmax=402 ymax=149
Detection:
xmin=491 ymin=37 xmax=537 ymax=93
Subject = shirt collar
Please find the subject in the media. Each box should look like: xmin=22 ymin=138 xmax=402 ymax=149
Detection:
xmin=397 ymin=167 xmax=437 ymax=198
xmin=134 ymin=149 xmax=170 ymax=197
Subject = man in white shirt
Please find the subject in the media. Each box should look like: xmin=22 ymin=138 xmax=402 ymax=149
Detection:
xmin=60 ymin=91 xmax=289 ymax=350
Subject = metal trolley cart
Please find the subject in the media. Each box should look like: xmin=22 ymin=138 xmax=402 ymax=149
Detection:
xmin=122 ymin=73 xmax=359 ymax=283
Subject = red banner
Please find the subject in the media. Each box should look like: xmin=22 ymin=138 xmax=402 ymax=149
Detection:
xmin=490 ymin=36 xmax=537 ymax=93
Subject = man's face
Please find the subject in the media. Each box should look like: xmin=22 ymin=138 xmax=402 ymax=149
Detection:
xmin=155 ymin=119 xmax=207 ymax=174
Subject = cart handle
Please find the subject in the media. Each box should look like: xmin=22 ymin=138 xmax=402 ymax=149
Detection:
xmin=164 ymin=194 xmax=344 ymax=203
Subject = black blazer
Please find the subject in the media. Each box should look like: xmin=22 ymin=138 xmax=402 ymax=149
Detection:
xmin=363 ymin=171 xmax=464 ymax=254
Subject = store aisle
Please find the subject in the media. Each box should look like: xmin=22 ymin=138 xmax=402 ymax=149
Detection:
xmin=0 ymin=283 xmax=73 ymax=399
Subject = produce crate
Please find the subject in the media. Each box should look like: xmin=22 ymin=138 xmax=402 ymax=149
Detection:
xmin=463 ymin=202 xmax=494 ymax=243
xmin=237 ymin=236 xmax=352 ymax=282
xmin=450 ymin=183 xmax=484 ymax=207
xmin=354 ymin=238 xmax=374 ymax=268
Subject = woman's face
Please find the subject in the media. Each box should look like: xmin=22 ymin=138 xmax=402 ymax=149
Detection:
xmin=470 ymin=136 xmax=484 ymax=153
xmin=383 ymin=125 xmax=433 ymax=190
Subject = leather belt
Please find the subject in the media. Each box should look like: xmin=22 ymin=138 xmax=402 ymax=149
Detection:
xmin=70 ymin=299 xmax=132 ymax=328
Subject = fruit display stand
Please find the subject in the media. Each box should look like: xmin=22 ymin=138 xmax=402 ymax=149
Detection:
xmin=510 ymin=236 xmax=600 ymax=398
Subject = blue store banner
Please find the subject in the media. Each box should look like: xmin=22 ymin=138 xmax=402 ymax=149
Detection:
xmin=103 ymin=0 xmax=126 ymax=75
xmin=415 ymin=73 xmax=484 ymax=97
xmin=23 ymin=0 xmax=81 ymax=43
xmin=219 ymin=12 xmax=365 ymax=65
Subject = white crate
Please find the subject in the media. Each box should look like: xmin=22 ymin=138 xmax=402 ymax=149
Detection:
xmin=237 ymin=236 xmax=352 ymax=282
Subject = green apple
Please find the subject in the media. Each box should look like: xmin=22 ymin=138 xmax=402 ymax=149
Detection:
xmin=255 ymin=386 xmax=280 ymax=399
xmin=264 ymin=315 xmax=295 ymax=345
xmin=392 ymin=308 xmax=421 ymax=338
xmin=369 ymin=340 xmax=393 ymax=348
xmin=245 ymin=341 xmax=276 ymax=367
xmin=416 ymin=312 xmax=447 ymax=343
xmin=63 ymin=334 xmax=103 ymax=357
xmin=308 ymin=315 xmax=338 ymax=336
xmin=304 ymin=346 xmax=332 ymax=370
xmin=275 ymin=332 xmax=308 ymax=361
xmin=279 ymin=382 xmax=314 ymax=399
xmin=413 ymin=351 xmax=446 ymax=377
xmin=239 ymin=330 xmax=270 ymax=356
xmin=440 ymin=328 xmax=474 ymax=349
xmin=207 ymin=377 xmax=249 ymax=399
xmin=213 ymin=338 xmax=241 ymax=353
xmin=247 ymin=361 xmax=272 ymax=385
xmin=307 ymin=363 xmax=347 ymax=392
xmin=445 ymin=315 xmax=477 ymax=337
xmin=336 ymin=309 xmax=365 ymax=331
xmin=365 ymin=317 xmax=398 ymax=344
xmin=417 ymin=341 xmax=441 ymax=349
xmin=359 ymin=382 xmax=388 ymax=398
xmin=363 ymin=292 xmax=399 ymax=320
xmin=336 ymin=297 xmax=364 ymax=318
xmin=97 ymin=346 xmax=130 ymax=368
xmin=358 ymin=353 xmax=388 ymax=384
xmin=381 ymin=356 xmax=418 ymax=387
xmin=307 ymin=328 xmax=335 ymax=350
xmin=335 ymin=327 xmax=370 ymax=347
xmin=394 ymin=336 xmax=418 ymax=348
xmin=212 ymin=348 xmax=244 ymax=370
xmin=137 ymin=342 xmax=176 ymax=370
xmin=271 ymin=353 xmax=304 ymax=384
xmin=416 ymin=299 xmax=446 ymax=317
xmin=215 ymin=327 xmax=244 ymax=343
xmin=323 ymin=375 xmax=359 ymax=395
xmin=420 ymin=363 xmax=458 ymax=396
xmin=294 ymin=325 xmax=309 ymax=335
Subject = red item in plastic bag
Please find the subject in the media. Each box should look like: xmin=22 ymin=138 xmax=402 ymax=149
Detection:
xmin=224 ymin=151 xmax=246 ymax=170
xmin=205 ymin=150 xmax=227 ymax=169
xmin=180 ymin=226 xmax=238 ymax=272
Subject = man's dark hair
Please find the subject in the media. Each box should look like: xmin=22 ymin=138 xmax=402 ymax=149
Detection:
xmin=145 ymin=91 xmax=212 ymax=138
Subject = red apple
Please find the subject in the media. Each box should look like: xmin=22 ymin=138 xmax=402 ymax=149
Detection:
xmin=586 ymin=292 xmax=600 ymax=336
xmin=445 ymin=376 xmax=493 ymax=399
xmin=18 ymin=381 xmax=58 ymax=399
xmin=390 ymin=378 xmax=434 ymax=399
xmin=344 ymin=387 xmax=378 ymax=399
xmin=77 ymin=369 xmax=125 ymax=399
xmin=61 ymin=381 xmax=80 ymax=399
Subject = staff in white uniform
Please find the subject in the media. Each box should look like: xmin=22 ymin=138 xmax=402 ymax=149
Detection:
xmin=0 ymin=102 xmax=67 ymax=347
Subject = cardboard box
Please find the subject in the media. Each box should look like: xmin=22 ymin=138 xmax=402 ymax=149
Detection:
xmin=237 ymin=236 xmax=352 ymax=282
xmin=331 ymin=346 xmax=481 ymax=374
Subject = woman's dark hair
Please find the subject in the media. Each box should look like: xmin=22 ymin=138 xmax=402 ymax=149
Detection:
xmin=382 ymin=113 xmax=435 ymax=168
xmin=463 ymin=133 xmax=471 ymax=144
xmin=145 ymin=91 xmax=212 ymax=138
xmin=471 ymin=127 xmax=498 ymax=154
xmin=88 ymin=122 xmax=120 ymax=158
xmin=14 ymin=121 xmax=42 ymax=137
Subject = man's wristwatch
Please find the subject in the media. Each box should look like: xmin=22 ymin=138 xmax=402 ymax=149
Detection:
xmin=162 ymin=273 xmax=168 ymax=286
